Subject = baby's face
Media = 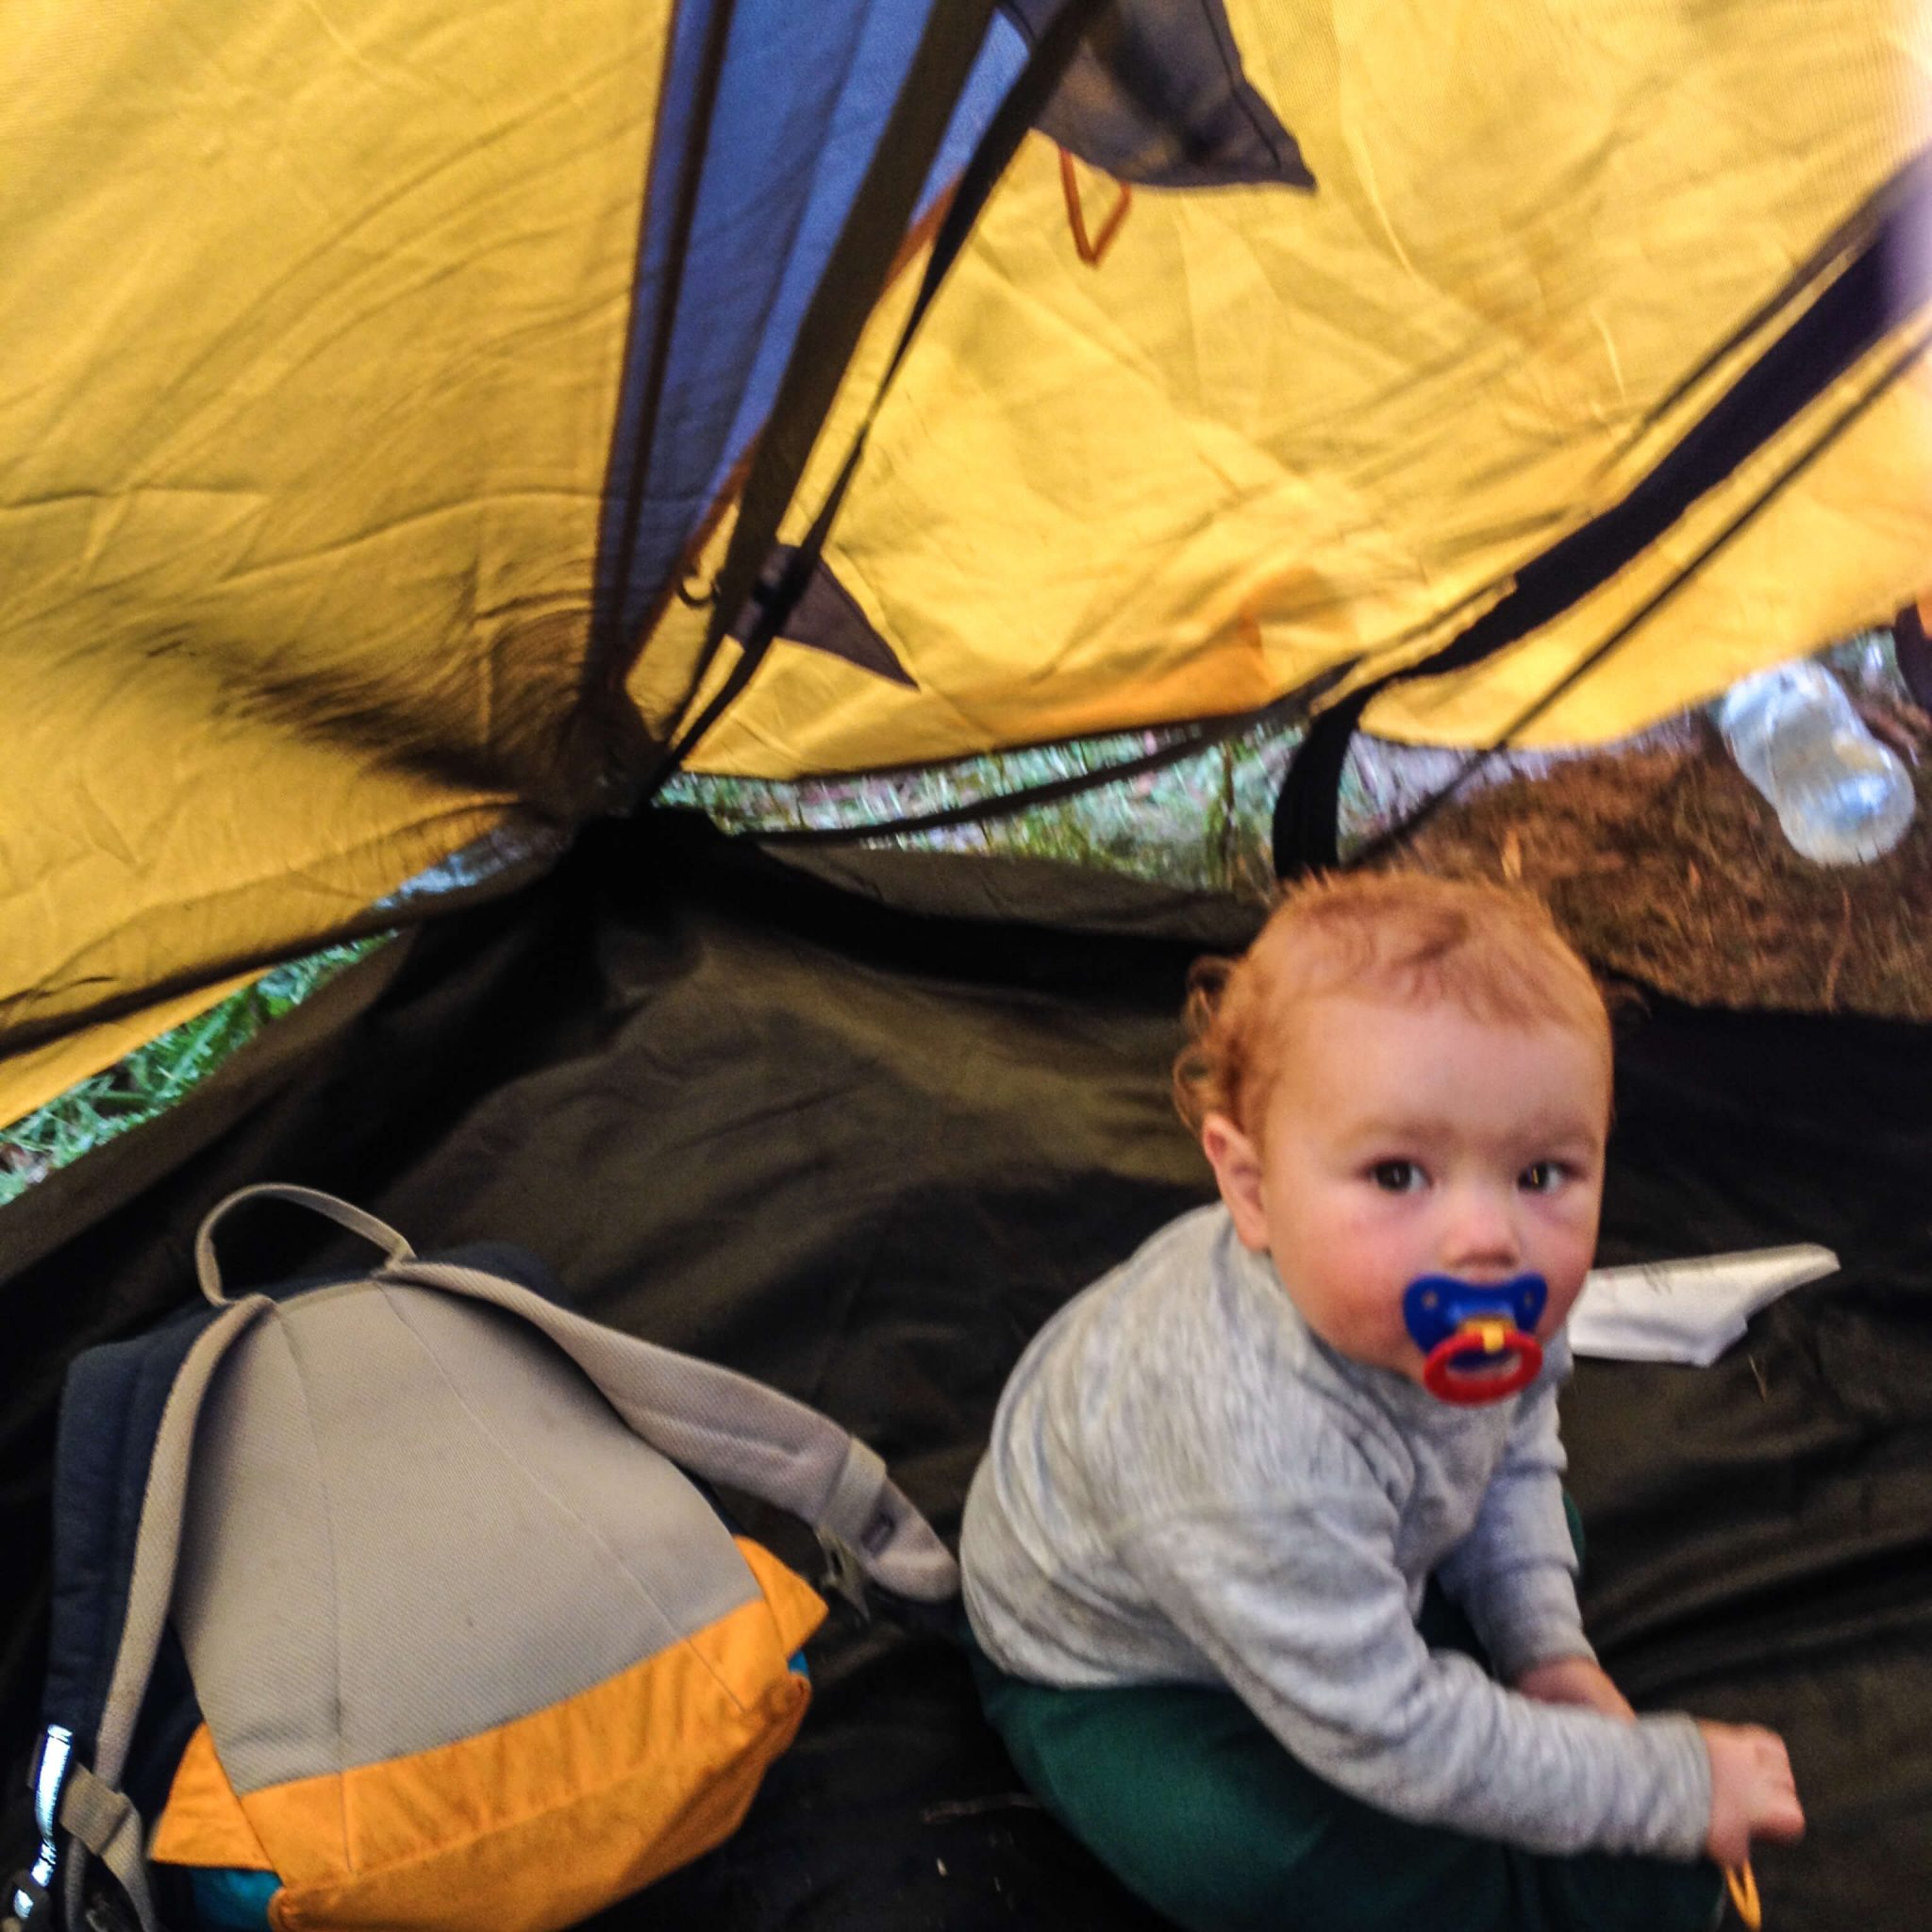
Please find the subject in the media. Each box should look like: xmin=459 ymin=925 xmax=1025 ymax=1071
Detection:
xmin=1210 ymin=993 xmax=1609 ymax=1383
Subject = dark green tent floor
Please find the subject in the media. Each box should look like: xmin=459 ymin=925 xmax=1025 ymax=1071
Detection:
xmin=6 ymin=812 xmax=1929 ymax=1930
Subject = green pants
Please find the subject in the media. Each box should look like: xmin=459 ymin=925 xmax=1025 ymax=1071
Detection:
xmin=969 ymin=1569 xmax=1723 ymax=1932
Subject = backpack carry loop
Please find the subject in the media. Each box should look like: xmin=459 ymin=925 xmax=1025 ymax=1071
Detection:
xmin=194 ymin=1183 xmax=414 ymax=1305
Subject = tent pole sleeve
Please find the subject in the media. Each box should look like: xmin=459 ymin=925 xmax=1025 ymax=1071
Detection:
xmin=1271 ymin=152 xmax=1932 ymax=882
xmin=579 ymin=0 xmax=741 ymax=722
xmin=632 ymin=0 xmax=1004 ymax=796
xmin=643 ymin=0 xmax=1122 ymax=794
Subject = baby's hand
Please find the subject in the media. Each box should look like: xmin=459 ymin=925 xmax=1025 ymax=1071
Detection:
xmin=1512 ymin=1656 xmax=1636 ymax=1723
xmin=1700 ymin=1722 xmax=1805 ymax=1866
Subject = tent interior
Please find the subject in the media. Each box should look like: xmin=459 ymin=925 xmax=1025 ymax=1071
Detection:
xmin=6 ymin=3 xmax=1932 ymax=1928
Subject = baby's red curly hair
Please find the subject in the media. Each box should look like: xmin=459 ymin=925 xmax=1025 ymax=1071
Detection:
xmin=1172 ymin=871 xmax=1611 ymax=1142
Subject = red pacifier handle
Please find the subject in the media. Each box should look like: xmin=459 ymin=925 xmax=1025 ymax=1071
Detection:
xmin=1422 ymin=1321 xmax=1544 ymax=1405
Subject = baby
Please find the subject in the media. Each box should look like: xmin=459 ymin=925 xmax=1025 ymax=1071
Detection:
xmin=960 ymin=872 xmax=1803 ymax=1932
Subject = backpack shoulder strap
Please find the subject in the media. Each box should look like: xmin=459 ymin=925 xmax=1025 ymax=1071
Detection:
xmin=34 ymin=1295 xmax=273 ymax=1932
xmin=196 ymin=1188 xmax=958 ymax=1599
xmin=195 ymin=1190 xmax=956 ymax=1601
xmin=381 ymin=1256 xmax=960 ymax=1605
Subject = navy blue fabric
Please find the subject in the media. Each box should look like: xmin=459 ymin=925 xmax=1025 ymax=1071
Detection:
xmin=706 ymin=15 xmax=1024 ymax=516
xmin=124 ymin=1625 xmax=203 ymax=1827
xmin=42 ymin=1303 xmax=219 ymax=1751
xmin=592 ymin=1 xmax=1022 ymax=675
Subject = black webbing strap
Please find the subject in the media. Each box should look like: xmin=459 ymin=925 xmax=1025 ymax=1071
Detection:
xmin=750 ymin=669 xmax=1351 ymax=848
xmin=641 ymin=0 xmax=1120 ymax=797
xmin=582 ymin=0 xmax=740 ymax=708
xmin=1277 ymin=337 xmax=1932 ymax=884
xmin=1893 ymin=598 xmax=1932 ymax=710
xmin=1272 ymin=146 xmax=1932 ymax=881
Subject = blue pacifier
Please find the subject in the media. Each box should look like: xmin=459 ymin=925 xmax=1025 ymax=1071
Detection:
xmin=1402 ymin=1274 xmax=1547 ymax=1405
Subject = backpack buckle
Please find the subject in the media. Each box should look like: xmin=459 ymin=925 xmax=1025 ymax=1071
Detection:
xmin=9 ymin=1725 xmax=73 ymax=1924
xmin=2 ymin=1873 xmax=49 ymax=1932
xmin=814 ymin=1530 xmax=872 ymax=1623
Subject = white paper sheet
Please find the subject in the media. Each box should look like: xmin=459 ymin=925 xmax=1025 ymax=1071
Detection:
xmin=1567 ymin=1245 xmax=1840 ymax=1366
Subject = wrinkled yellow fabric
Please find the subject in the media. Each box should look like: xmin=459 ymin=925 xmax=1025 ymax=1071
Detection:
xmin=0 ymin=975 xmax=257 ymax=1135
xmin=8 ymin=0 xmax=1931 ymax=1119
xmin=1 ymin=0 xmax=664 ymax=1104
xmin=647 ymin=1 xmax=1932 ymax=776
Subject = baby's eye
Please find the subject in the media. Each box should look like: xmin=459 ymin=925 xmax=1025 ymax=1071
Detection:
xmin=1369 ymin=1160 xmax=1425 ymax=1193
xmin=1519 ymin=1160 xmax=1568 ymax=1193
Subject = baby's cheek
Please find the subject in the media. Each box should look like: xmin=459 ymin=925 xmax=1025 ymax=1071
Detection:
xmin=1318 ymin=1301 xmax=1417 ymax=1376
xmin=1295 ymin=1218 xmax=1423 ymax=1362
xmin=1536 ymin=1237 xmax=1599 ymax=1331
xmin=1348 ymin=1267 xmax=1424 ymax=1362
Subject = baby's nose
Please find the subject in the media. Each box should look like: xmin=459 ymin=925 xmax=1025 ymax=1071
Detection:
xmin=1442 ymin=1189 xmax=1521 ymax=1274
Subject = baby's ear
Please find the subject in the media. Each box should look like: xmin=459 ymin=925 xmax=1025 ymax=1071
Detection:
xmin=1200 ymin=1112 xmax=1270 ymax=1252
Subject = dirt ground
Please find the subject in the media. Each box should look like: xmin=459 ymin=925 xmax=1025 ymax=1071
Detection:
xmin=1399 ymin=699 xmax=1932 ymax=1020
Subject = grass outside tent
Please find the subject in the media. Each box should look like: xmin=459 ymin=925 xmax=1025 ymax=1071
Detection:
xmin=0 ymin=941 xmax=386 ymax=1208
xmin=4 ymin=634 xmax=1927 ymax=1204
xmin=664 ymin=630 xmax=1932 ymax=1019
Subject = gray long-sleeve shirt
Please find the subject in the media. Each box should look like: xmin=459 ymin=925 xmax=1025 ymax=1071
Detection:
xmin=960 ymin=1206 xmax=1711 ymax=1859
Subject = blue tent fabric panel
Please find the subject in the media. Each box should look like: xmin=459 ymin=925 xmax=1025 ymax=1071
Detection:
xmin=709 ymin=14 xmax=1028 ymax=509
xmin=593 ymin=1 xmax=1022 ymax=677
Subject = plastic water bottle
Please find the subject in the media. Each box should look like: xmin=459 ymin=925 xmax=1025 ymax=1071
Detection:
xmin=1716 ymin=661 xmax=1915 ymax=864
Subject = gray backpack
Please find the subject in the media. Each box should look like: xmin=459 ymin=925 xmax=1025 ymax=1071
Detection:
xmin=13 ymin=1184 xmax=958 ymax=1932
